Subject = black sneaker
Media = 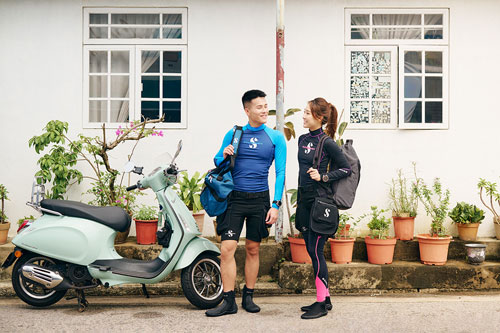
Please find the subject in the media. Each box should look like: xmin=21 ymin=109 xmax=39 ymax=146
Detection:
xmin=205 ymin=291 xmax=238 ymax=317
xmin=301 ymin=301 xmax=327 ymax=320
xmin=242 ymin=285 xmax=260 ymax=313
xmin=301 ymin=297 xmax=332 ymax=312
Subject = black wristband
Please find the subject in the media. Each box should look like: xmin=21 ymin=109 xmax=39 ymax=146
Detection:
xmin=272 ymin=200 xmax=282 ymax=207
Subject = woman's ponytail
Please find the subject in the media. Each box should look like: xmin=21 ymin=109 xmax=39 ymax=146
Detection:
xmin=325 ymin=103 xmax=338 ymax=139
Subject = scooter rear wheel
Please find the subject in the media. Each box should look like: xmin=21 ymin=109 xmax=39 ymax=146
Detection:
xmin=181 ymin=252 xmax=223 ymax=309
xmin=12 ymin=253 xmax=67 ymax=307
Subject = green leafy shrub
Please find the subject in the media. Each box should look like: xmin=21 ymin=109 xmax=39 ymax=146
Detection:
xmin=449 ymin=202 xmax=485 ymax=224
xmin=389 ymin=169 xmax=418 ymax=217
xmin=357 ymin=206 xmax=391 ymax=239
xmin=335 ymin=213 xmax=357 ymax=239
xmin=174 ymin=171 xmax=205 ymax=213
xmin=477 ymin=178 xmax=500 ymax=223
xmin=0 ymin=184 xmax=9 ymax=223
xmin=134 ymin=205 xmax=158 ymax=221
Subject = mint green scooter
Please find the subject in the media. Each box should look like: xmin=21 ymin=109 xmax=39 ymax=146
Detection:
xmin=2 ymin=141 xmax=223 ymax=311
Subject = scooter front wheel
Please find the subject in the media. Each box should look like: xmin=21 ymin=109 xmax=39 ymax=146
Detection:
xmin=181 ymin=252 xmax=223 ymax=309
xmin=12 ymin=253 xmax=67 ymax=307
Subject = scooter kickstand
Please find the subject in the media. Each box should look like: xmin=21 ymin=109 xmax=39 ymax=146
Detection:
xmin=77 ymin=290 xmax=89 ymax=312
xmin=141 ymin=284 xmax=150 ymax=298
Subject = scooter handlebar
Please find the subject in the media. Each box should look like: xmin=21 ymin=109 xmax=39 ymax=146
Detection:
xmin=126 ymin=184 xmax=138 ymax=191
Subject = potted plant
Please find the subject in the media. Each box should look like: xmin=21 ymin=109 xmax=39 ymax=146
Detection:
xmin=329 ymin=213 xmax=356 ymax=264
xmin=0 ymin=184 xmax=10 ymax=245
xmin=134 ymin=205 xmax=159 ymax=245
xmin=388 ymin=169 xmax=418 ymax=240
xmin=286 ymin=188 xmax=312 ymax=264
xmin=449 ymin=202 xmax=485 ymax=241
xmin=358 ymin=206 xmax=396 ymax=265
xmin=477 ymin=178 xmax=500 ymax=239
xmin=175 ymin=171 xmax=205 ymax=233
xmin=413 ymin=166 xmax=452 ymax=265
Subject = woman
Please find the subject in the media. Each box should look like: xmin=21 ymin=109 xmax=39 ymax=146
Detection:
xmin=295 ymin=97 xmax=351 ymax=320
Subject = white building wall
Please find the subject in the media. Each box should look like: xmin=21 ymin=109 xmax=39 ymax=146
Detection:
xmin=0 ymin=0 xmax=499 ymax=238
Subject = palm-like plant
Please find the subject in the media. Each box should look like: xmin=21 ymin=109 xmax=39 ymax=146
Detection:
xmin=0 ymin=184 xmax=9 ymax=224
xmin=175 ymin=171 xmax=205 ymax=213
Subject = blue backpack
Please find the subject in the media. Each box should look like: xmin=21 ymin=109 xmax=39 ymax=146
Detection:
xmin=200 ymin=126 xmax=243 ymax=217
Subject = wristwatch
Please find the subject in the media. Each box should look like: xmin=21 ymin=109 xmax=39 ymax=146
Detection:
xmin=322 ymin=174 xmax=329 ymax=182
xmin=272 ymin=200 xmax=282 ymax=208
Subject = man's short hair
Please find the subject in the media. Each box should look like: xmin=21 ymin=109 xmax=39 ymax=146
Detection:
xmin=242 ymin=89 xmax=267 ymax=107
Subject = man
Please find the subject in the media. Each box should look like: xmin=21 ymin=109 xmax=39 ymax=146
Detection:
xmin=205 ymin=89 xmax=286 ymax=317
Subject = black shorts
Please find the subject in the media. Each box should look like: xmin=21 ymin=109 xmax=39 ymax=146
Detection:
xmin=217 ymin=190 xmax=271 ymax=242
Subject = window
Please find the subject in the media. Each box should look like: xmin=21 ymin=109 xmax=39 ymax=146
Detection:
xmin=83 ymin=8 xmax=187 ymax=128
xmin=345 ymin=9 xmax=449 ymax=129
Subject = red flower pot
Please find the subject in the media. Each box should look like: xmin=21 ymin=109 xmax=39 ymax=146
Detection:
xmin=365 ymin=236 xmax=397 ymax=264
xmin=134 ymin=219 xmax=158 ymax=245
xmin=289 ymin=236 xmax=312 ymax=264
xmin=392 ymin=216 xmax=415 ymax=240
xmin=329 ymin=238 xmax=355 ymax=264
xmin=416 ymin=234 xmax=452 ymax=266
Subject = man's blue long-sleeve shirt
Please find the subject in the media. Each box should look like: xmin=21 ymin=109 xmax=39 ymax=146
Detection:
xmin=214 ymin=123 xmax=287 ymax=209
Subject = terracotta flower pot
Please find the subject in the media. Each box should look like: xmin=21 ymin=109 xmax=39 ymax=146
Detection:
xmin=416 ymin=234 xmax=452 ymax=266
xmin=135 ymin=219 xmax=158 ymax=245
xmin=456 ymin=223 xmax=480 ymax=241
xmin=0 ymin=222 xmax=11 ymax=245
xmin=115 ymin=227 xmax=130 ymax=244
xmin=192 ymin=211 xmax=205 ymax=234
xmin=364 ymin=236 xmax=397 ymax=264
xmin=329 ymin=238 xmax=355 ymax=264
xmin=494 ymin=217 xmax=500 ymax=240
xmin=392 ymin=216 xmax=415 ymax=240
xmin=289 ymin=236 xmax=311 ymax=264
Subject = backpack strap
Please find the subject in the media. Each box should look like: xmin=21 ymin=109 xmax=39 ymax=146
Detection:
xmin=312 ymin=134 xmax=329 ymax=170
xmin=214 ymin=125 xmax=243 ymax=180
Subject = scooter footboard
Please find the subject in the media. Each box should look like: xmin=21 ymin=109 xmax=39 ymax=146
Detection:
xmin=173 ymin=237 xmax=220 ymax=271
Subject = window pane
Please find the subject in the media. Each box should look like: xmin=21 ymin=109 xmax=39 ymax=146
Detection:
xmin=425 ymin=52 xmax=442 ymax=73
xmin=90 ymin=14 xmax=108 ymax=24
xmin=163 ymin=76 xmax=181 ymax=98
xmin=142 ymin=51 xmax=160 ymax=73
xmin=89 ymin=100 xmax=107 ymax=122
xmin=373 ymin=28 xmax=421 ymax=39
xmin=404 ymin=76 xmax=422 ymax=98
xmin=89 ymin=51 xmax=107 ymax=73
xmin=350 ymin=101 xmax=369 ymax=123
xmin=141 ymin=76 xmax=159 ymax=98
xmin=372 ymin=14 xmax=421 ymax=25
xmin=425 ymin=77 xmax=442 ymax=98
xmin=372 ymin=51 xmax=391 ymax=74
xmin=351 ymin=14 xmax=369 ymax=26
xmin=141 ymin=101 xmax=160 ymax=120
xmin=424 ymin=29 xmax=443 ymax=39
xmin=404 ymin=101 xmax=422 ymax=123
xmin=351 ymin=28 xmax=369 ymax=39
xmin=351 ymin=51 xmax=369 ymax=74
xmin=425 ymin=14 xmax=443 ymax=25
xmin=90 ymin=27 xmax=108 ymax=39
xmin=162 ymin=102 xmax=181 ymax=123
xmin=111 ymin=76 xmax=129 ymax=98
xmin=111 ymin=14 xmax=159 ymax=25
xmin=89 ymin=76 xmax=107 ymax=97
xmin=162 ymin=28 xmax=182 ymax=39
xmin=372 ymin=76 xmax=391 ymax=99
xmin=372 ymin=102 xmax=391 ymax=123
xmin=163 ymin=51 xmax=182 ymax=73
xmin=111 ymin=51 xmax=129 ymax=73
xmin=404 ymin=51 xmax=422 ymax=73
xmin=163 ymin=14 xmax=182 ymax=25
xmin=111 ymin=27 xmax=160 ymax=39
xmin=425 ymin=102 xmax=443 ymax=123
xmin=111 ymin=101 xmax=129 ymax=122
xmin=350 ymin=76 xmax=369 ymax=98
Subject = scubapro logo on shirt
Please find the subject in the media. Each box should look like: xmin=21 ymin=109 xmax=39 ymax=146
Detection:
xmin=305 ymin=142 xmax=313 ymax=154
xmin=324 ymin=208 xmax=330 ymax=218
xmin=249 ymin=137 xmax=259 ymax=149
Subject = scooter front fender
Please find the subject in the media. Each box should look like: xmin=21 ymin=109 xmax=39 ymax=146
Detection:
xmin=173 ymin=237 xmax=220 ymax=271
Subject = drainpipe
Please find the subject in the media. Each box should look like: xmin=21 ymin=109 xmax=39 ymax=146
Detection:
xmin=275 ymin=0 xmax=285 ymax=243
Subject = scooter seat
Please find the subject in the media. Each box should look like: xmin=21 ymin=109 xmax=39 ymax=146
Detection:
xmin=41 ymin=199 xmax=131 ymax=232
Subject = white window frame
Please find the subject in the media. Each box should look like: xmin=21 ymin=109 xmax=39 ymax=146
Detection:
xmin=83 ymin=45 xmax=135 ymax=128
xmin=345 ymin=46 xmax=398 ymax=129
xmin=398 ymin=45 xmax=449 ymax=129
xmin=135 ymin=45 xmax=187 ymax=129
xmin=83 ymin=8 xmax=187 ymax=45
xmin=345 ymin=8 xmax=449 ymax=45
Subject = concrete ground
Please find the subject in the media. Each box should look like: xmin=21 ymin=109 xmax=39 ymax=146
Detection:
xmin=1 ymin=293 xmax=500 ymax=332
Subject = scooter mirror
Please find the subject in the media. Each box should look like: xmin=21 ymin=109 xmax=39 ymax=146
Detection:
xmin=171 ymin=140 xmax=183 ymax=164
xmin=123 ymin=161 xmax=135 ymax=173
